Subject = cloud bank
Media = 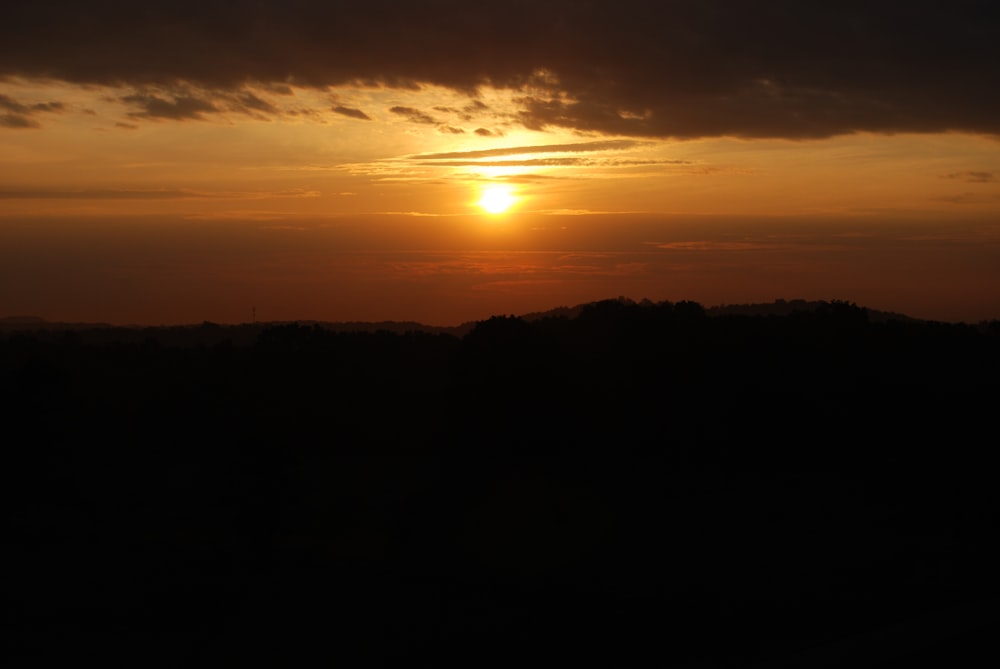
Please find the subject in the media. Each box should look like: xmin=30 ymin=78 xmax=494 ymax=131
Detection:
xmin=2 ymin=1 xmax=998 ymax=139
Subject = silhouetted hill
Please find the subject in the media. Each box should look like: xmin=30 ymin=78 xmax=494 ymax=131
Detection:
xmin=495 ymin=296 xmax=926 ymax=328
xmin=4 ymin=298 xmax=998 ymax=666
xmin=705 ymin=297 xmax=918 ymax=322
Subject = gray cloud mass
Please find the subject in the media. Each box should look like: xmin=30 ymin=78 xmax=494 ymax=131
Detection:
xmin=1 ymin=0 xmax=998 ymax=139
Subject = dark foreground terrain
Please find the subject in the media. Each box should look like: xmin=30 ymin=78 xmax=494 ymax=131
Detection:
xmin=4 ymin=299 xmax=999 ymax=666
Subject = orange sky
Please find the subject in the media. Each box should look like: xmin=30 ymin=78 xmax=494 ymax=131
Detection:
xmin=2 ymin=2 xmax=999 ymax=324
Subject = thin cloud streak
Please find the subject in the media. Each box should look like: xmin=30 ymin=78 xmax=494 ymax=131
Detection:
xmin=332 ymin=105 xmax=371 ymax=120
xmin=390 ymin=106 xmax=438 ymax=124
xmin=411 ymin=140 xmax=645 ymax=160
xmin=416 ymin=157 xmax=691 ymax=167
xmin=0 ymin=188 xmax=321 ymax=200
xmin=941 ymin=171 xmax=997 ymax=183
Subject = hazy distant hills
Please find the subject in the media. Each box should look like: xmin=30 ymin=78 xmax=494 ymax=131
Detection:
xmin=0 ymin=297 xmax=937 ymax=338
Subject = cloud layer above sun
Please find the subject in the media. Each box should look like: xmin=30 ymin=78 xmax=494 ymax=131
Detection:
xmin=2 ymin=0 xmax=998 ymax=139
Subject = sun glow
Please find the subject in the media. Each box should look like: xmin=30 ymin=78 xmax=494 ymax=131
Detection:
xmin=477 ymin=186 xmax=517 ymax=214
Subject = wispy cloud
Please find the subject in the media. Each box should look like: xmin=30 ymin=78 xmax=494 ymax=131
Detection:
xmin=930 ymin=192 xmax=1000 ymax=205
xmin=389 ymin=106 xmax=438 ymax=124
xmin=374 ymin=211 xmax=443 ymax=217
xmin=941 ymin=171 xmax=997 ymax=183
xmin=332 ymin=105 xmax=371 ymax=120
xmin=0 ymin=187 xmax=320 ymax=200
xmin=416 ymin=158 xmax=590 ymax=167
xmin=417 ymin=157 xmax=690 ymax=168
xmin=648 ymin=240 xmax=791 ymax=252
xmin=117 ymin=85 xmax=308 ymax=121
xmin=122 ymin=92 xmax=217 ymax=120
xmin=410 ymin=140 xmax=644 ymax=161
xmin=0 ymin=93 xmax=66 ymax=128
xmin=234 ymin=91 xmax=278 ymax=115
xmin=0 ymin=113 xmax=38 ymax=129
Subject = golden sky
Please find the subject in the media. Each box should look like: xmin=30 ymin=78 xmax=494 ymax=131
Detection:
xmin=2 ymin=1 xmax=999 ymax=324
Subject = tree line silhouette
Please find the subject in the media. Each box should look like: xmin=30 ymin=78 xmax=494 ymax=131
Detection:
xmin=5 ymin=299 xmax=998 ymax=666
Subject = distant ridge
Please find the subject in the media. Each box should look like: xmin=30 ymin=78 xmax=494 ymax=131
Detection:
xmin=1 ymin=298 xmax=980 ymax=338
xmin=517 ymin=304 xmax=588 ymax=322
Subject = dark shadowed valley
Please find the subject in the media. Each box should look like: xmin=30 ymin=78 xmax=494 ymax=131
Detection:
xmin=4 ymin=298 xmax=999 ymax=667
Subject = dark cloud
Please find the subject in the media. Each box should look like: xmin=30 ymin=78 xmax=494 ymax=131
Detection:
xmin=0 ymin=95 xmax=28 ymax=114
xmin=942 ymin=171 xmax=997 ymax=183
xmin=286 ymin=107 xmax=324 ymax=119
xmin=234 ymin=91 xmax=278 ymax=115
xmin=465 ymin=100 xmax=490 ymax=113
xmin=474 ymin=128 xmax=497 ymax=137
xmin=0 ymin=93 xmax=65 ymax=128
xmin=2 ymin=1 xmax=999 ymax=138
xmin=30 ymin=101 xmax=66 ymax=112
xmin=122 ymin=92 xmax=216 ymax=120
xmin=438 ymin=125 xmax=465 ymax=134
xmin=0 ymin=94 xmax=59 ymax=114
xmin=115 ymin=121 xmax=139 ymax=130
xmin=433 ymin=105 xmax=475 ymax=121
xmin=389 ymin=106 xmax=438 ymax=124
xmin=332 ymin=105 xmax=371 ymax=120
xmin=1 ymin=113 xmax=38 ymax=129
xmin=412 ymin=140 xmax=643 ymax=160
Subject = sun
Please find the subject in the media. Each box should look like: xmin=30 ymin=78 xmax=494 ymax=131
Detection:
xmin=477 ymin=186 xmax=516 ymax=214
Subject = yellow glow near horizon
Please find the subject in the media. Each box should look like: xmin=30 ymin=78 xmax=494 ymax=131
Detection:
xmin=478 ymin=186 xmax=517 ymax=214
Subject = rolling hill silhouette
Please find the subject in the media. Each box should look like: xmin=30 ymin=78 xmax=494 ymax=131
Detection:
xmin=4 ymin=297 xmax=998 ymax=666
